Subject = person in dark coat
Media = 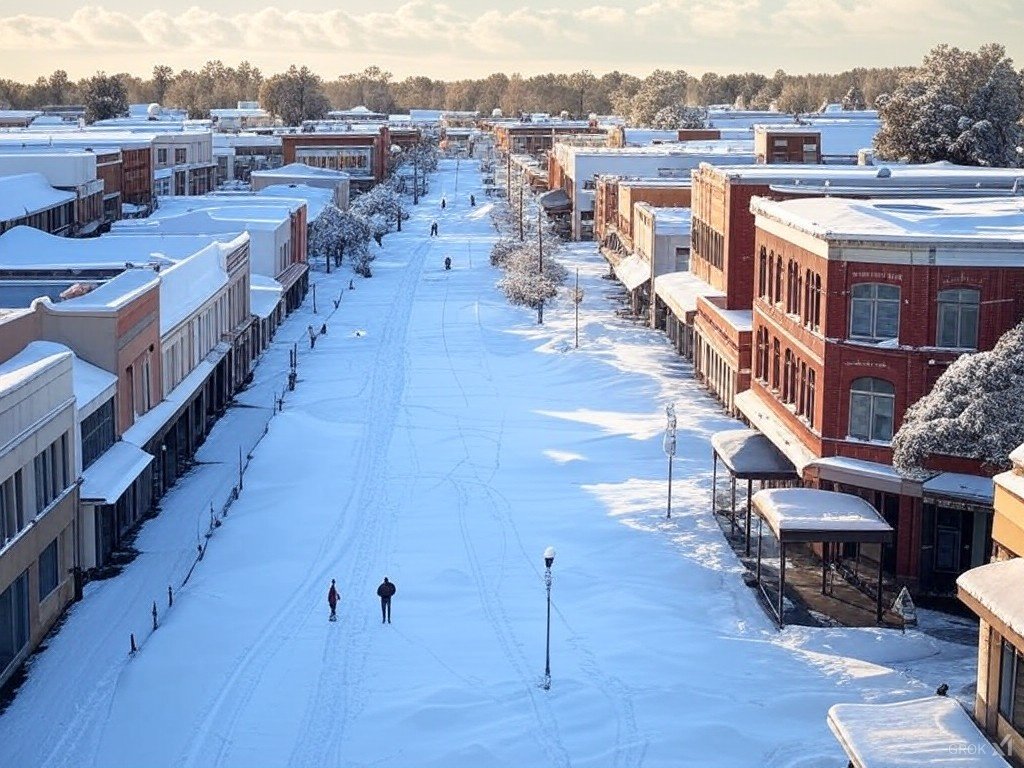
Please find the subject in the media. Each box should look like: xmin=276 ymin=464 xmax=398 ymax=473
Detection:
xmin=377 ymin=577 xmax=396 ymax=623
xmin=328 ymin=579 xmax=340 ymax=621
xmin=440 ymin=197 xmax=446 ymax=210
xmin=469 ymin=194 xmax=476 ymax=206
xmin=444 ymin=256 xmax=451 ymax=270
xmin=430 ymin=220 xmax=438 ymax=237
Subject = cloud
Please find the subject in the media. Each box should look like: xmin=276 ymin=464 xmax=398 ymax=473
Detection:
xmin=0 ymin=0 xmax=1017 ymax=81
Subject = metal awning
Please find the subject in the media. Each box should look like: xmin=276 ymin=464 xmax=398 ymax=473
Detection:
xmin=613 ymin=253 xmax=650 ymax=292
xmin=538 ymin=188 xmax=571 ymax=212
xmin=80 ymin=441 xmax=154 ymax=504
xmin=712 ymin=429 xmax=798 ymax=481
xmin=654 ymin=271 xmax=724 ymax=319
xmin=828 ymin=696 xmax=1010 ymax=767
xmin=922 ymin=472 xmax=994 ymax=507
xmin=753 ymin=488 xmax=893 ymax=545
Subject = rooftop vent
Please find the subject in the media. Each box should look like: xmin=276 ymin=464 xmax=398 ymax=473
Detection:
xmin=876 ymin=166 xmax=892 ymax=178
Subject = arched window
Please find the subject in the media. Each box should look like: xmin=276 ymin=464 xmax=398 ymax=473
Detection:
xmin=771 ymin=338 xmax=780 ymax=389
xmin=848 ymin=377 xmax=896 ymax=442
xmin=798 ymin=361 xmax=808 ymax=415
xmin=807 ymin=370 xmax=816 ymax=427
xmin=774 ymin=257 xmax=783 ymax=304
xmin=783 ymin=350 xmax=793 ymax=402
xmin=786 ymin=261 xmax=797 ymax=313
xmin=755 ymin=327 xmax=768 ymax=381
xmin=936 ymin=288 xmax=980 ymax=348
xmin=812 ymin=274 xmax=821 ymax=329
xmin=850 ymin=283 xmax=900 ymax=341
xmin=758 ymin=247 xmax=768 ymax=298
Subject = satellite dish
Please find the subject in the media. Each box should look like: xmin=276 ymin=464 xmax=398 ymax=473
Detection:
xmin=147 ymin=103 xmax=161 ymax=119
xmin=876 ymin=166 xmax=892 ymax=178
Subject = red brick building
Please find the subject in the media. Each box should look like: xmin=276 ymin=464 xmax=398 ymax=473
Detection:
xmin=688 ymin=162 xmax=1024 ymax=417
xmin=282 ymin=128 xmax=390 ymax=191
xmin=739 ymin=195 xmax=1024 ymax=593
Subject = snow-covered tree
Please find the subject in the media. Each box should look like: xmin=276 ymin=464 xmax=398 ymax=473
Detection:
xmin=625 ymin=70 xmax=691 ymax=127
xmin=84 ymin=72 xmax=128 ymax=123
xmin=496 ymin=243 xmax=567 ymax=309
xmin=650 ymin=105 xmax=708 ymax=130
xmin=352 ymin=184 xmax=407 ymax=242
xmin=841 ymin=85 xmax=867 ymax=111
xmin=259 ymin=65 xmax=330 ymax=126
xmin=874 ymin=43 xmax=1024 ymax=167
xmin=308 ymin=205 xmax=346 ymax=265
xmin=892 ymin=320 xmax=1024 ymax=473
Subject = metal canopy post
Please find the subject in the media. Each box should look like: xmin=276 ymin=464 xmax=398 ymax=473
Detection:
xmin=744 ymin=479 xmax=753 ymax=556
xmin=711 ymin=453 xmax=717 ymax=515
xmin=729 ymin=476 xmax=737 ymax=536
xmin=875 ymin=547 xmax=885 ymax=624
xmin=778 ymin=542 xmax=786 ymax=628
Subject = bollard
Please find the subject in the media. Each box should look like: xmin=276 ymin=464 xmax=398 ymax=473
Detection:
xmin=152 ymin=601 xmax=158 ymax=631
xmin=168 ymin=585 xmax=173 ymax=607
xmin=130 ymin=633 xmax=137 ymax=654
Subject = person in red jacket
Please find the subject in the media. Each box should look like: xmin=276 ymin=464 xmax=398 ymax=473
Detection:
xmin=376 ymin=577 xmax=396 ymax=624
xmin=328 ymin=579 xmax=340 ymax=621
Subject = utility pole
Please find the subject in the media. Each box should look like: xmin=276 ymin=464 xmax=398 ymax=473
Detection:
xmin=506 ymin=150 xmax=512 ymax=202
xmin=413 ymin=151 xmax=419 ymax=205
xmin=537 ymin=207 xmax=544 ymax=325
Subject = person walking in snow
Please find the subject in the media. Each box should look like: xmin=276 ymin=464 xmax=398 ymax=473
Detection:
xmin=440 ymin=197 xmax=446 ymax=210
xmin=430 ymin=220 xmax=438 ymax=237
xmin=377 ymin=577 xmax=396 ymax=624
xmin=469 ymin=194 xmax=476 ymax=207
xmin=444 ymin=256 xmax=451 ymax=271
xmin=328 ymin=579 xmax=340 ymax=621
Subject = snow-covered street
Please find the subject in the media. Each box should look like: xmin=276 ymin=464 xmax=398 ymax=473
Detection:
xmin=0 ymin=159 xmax=978 ymax=767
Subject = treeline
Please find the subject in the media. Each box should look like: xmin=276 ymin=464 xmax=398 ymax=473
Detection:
xmin=0 ymin=62 xmax=910 ymax=119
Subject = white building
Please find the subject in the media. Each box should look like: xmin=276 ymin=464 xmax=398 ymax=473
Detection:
xmin=250 ymin=163 xmax=350 ymax=209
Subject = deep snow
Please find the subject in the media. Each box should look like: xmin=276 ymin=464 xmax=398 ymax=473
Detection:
xmin=0 ymin=159 xmax=979 ymax=768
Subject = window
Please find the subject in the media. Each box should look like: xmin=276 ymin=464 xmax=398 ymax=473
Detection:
xmin=936 ymin=288 xmax=980 ymax=348
xmin=774 ymin=257 xmax=783 ymax=304
xmin=850 ymin=283 xmax=900 ymax=341
xmin=807 ymin=370 xmax=816 ymax=428
xmin=849 ymin=377 xmax=896 ymax=442
xmin=999 ymin=640 xmax=1024 ymax=730
xmin=174 ymin=147 xmax=187 ymax=164
xmin=81 ymin=399 xmax=116 ymax=470
xmin=771 ymin=339 xmax=780 ymax=389
xmin=674 ymin=247 xmax=690 ymax=272
xmin=755 ymin=328 xmax=768 ymax=381
xmin=0 ymin=571 xmax=29 ymax=675
xmin=798 ymin=361 xmax=808 ymax=415
xmin=34 ymin=449 xmax=52 ymax=513
xmin=157 ymin=148 xmax=167 ymax=164
xmin=38 ymin=538 xmax=59 ymax=600
xmin=758 ymin=247 xmax=767 ymax=298
xmin=783 ymin=350 xmax=794 ymax=402
xmin=812 ymin=274 xmax=821 ymax=329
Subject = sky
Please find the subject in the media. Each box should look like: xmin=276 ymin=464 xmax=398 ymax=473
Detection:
xmin=0 ymin=0 xmax=1021 ymax=83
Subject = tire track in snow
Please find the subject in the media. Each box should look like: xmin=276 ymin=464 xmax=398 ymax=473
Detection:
xmin=181 ymin=236 xmax=426 ymax=768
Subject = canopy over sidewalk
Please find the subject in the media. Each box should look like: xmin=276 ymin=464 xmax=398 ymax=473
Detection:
xmin=538 ymin=188 xmax=571 ymax=213
xmin=828 ymin=696 xmax=1010 ymax=767
xmin=711 ymin=429 xmax=799 ymax=555
xmin=751 ymin=488 xmax=893 ymax=627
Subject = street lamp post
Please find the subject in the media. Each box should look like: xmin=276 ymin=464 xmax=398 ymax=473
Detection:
xmin=663 ymin=403 xmax=677 ymax=519
xmin=542 ymin=546 xmax=555 ymax=690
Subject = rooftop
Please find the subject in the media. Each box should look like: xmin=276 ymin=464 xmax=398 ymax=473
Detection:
xmin=701 ymin=160 xmax=1024 ymax=189
xmin=0 ymin=173 xmax=76 ymax=221
xmin=958 ymin=557 xmax=1024 ymax=641
xmin=0 ymin=340 xmax=71 ymax=400
xmin=0 ymin=226 xmax=181 ymax=271
xmin=751 ymin=195 xmax=1024 ymax=246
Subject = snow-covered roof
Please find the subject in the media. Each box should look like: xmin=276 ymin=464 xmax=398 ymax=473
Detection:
xmin=0 ymin=173 xmax=75 ymax=221
xmin=255 ymin=186 xmax=333 ymax=221
xmin=0 ymin=340 xmax=72 ymax=400
xmin=650 ymin=207 xmax=691 ymax=236
xmin=157 ymin=242 xmax=232 ymax=335
xmin=697 ymin=298 xmax=752 ymax=332
xmin=72 ymin=355 xmax=116 ymax=417
xmin=994 ymin=469 xmax=1024 ymax=503
xmin=613 ymin=253 xmax=650 ymax=291
xmin=734 ymin=389 xmax=818 ymax=473
xmin=616 ymin=177 xmax=692 ymax=190
xmin=622 ymin=129 xmax=683 ymax=146
xmin=251 ymin=162 xmax=350 ymax=180
xmin=653 ymin=271 xmax=723 ymax=318
xmin=828 ymin=696 xmax=1010 ymax=768
xmin=0 ymin=226 xmax=177 ymax=271
xmin=561 ymin=141 xmax=752 ymax=158
xmin=80 ymin=441 xmax=153 ymax=504
xmin=1010 ymin=443 xmax=1024 ymax=467
xmin=213 ymin=133 xmax=281 ymax=149
xmin=153 ymin=195 xmax=302 ymax=218
xmin=751 ymin=195 xmax=1024 ymax=249
xmin=47 ymin=269 xmax=159 ymax=314
xmin=808 ymin=455 xmax=912 ymax=497
xmin=250 ymin=274 xmax=283 ymax=320
xmin=958 ymin=558 xmax=1024 ymax=641
xmin=711 ymin=429 xmax=798 ymax=480
xmin=922 ymin=472 xmax=994 ymax=505
xmin=700 ymin=160 xmax=1024 ymax=188
xmin=752 ymin=487 xmax=893 ymax=543
xmin=0 ymin=130 xmax=155 ymax=150
xmin=116 ymin=209 xmax=273 ymax=235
